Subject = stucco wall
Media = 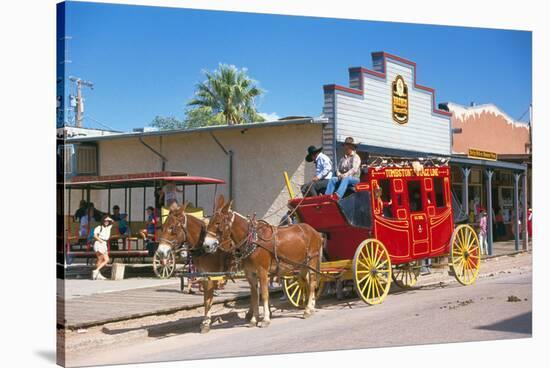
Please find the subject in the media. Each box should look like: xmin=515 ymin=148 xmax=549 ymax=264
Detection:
xmin=448 ymin=103 xmax=530 ymax=155
xmin=68 ymin=123 xmax=322 ymax=224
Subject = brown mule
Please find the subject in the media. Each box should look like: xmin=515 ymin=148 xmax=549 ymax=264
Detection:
xmin=204 ymin=195 xmax=323 ymax=327
xmin=157 ymin=203 xmax=232 ymax=333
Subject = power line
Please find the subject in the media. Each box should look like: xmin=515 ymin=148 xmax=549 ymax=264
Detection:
xmin=516 ymin=107 xmax=530 ymax=122
xmin=85 ymin=115 xmax=119 ymax=132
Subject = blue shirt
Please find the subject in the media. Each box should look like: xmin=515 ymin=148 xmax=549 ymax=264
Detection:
xmin=315 ymin=152 xmax=333 ymax=180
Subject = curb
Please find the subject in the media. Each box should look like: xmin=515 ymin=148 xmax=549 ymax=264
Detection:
xmin=63 ymin=287 xmax=283 ymax=330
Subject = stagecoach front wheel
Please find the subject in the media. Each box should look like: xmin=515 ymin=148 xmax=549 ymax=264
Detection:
xmin=449 ymin=224 xmax=481 ymax=286
xmin=352 ymin=239 xmax=392 ymax=305
xmin=282 ymin=275 xmax=325 ymax=308
xmin=392 ymin=261 xmax=421 ymax=289
xmin=153 ymin=249 xmax=176 ymax=279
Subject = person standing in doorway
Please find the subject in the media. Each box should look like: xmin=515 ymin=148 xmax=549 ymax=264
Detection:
xmin=527 ymin=207 xmax=533 ymax=239
xmin=478 ymin=209 xmax=489 ymax=255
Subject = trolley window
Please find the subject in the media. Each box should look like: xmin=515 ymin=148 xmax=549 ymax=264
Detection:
xmin=434 ymin=177 xmax=446 ymax=208
xmin=407 ymin=180 xmax=423 ymax=212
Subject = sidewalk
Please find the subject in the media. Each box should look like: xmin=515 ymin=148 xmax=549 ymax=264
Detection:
xmin=58 ymin=240 xmax=529 ymax=330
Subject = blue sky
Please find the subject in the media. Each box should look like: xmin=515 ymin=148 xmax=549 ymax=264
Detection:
xmin=62 ymin=1 xmax=532 ymax=132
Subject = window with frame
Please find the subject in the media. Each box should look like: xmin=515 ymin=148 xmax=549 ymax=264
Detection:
xmin=433 ymin=177 xmax=446 ymax=208
xmin=76 ymin=144 xmax=98 ymax=175
xmin=407 ymin=180 xmax=423 ymax=212
xmin=378 ymin=179 xmax=393 ymax=218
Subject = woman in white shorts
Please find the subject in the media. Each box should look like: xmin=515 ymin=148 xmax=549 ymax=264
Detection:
xmin=92 ymin=216 xmax=114 ymax=280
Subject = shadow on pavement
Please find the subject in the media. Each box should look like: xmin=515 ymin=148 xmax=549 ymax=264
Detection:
xmin=476 ymin=312 xmax=532 ymax=335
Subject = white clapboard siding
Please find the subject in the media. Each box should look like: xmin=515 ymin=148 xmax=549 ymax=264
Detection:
xmin=327 ymin=55 xmax=451 ymax=156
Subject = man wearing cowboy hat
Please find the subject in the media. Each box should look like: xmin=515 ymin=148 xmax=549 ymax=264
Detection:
xmin=92 ymin=215 xmax=114 ymax=280
xmin=301 ymin=145 xmax=333 ymax=197
xmin=326 ymin=137 xmax=362 ymax=198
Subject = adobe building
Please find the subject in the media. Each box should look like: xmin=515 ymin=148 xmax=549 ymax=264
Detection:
xmin=443 ymin=102 xmax=531 ymax=243
xmin=64 ymin=119 xmax=324 ymax=225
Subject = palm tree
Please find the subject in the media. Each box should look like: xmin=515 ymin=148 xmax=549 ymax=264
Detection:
xmin=188 ymin=64 xmax=265 ymax=125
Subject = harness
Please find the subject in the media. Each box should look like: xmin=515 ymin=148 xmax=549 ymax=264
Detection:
xmin=215 ymin=210 xmax=323 ymax=277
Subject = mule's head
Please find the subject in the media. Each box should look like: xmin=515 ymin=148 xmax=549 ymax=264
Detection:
xmin=205 ymin=195 xmax=234 ymax=253
xmin=158 ymin=202 xmax=203 ymax=255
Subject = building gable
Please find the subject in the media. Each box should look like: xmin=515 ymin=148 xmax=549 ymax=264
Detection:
xmin=323 ymin=52 xmax=452 ymax=158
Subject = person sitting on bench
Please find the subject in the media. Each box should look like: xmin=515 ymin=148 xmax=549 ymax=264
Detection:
xmin=301 ymin=145 xmax=333 ymax=197
xmin=325 ymin=137 xmax=361 ymax=199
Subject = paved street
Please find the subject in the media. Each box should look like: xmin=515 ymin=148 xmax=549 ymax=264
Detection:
xmin=65 ymin=253 xmax=532 ymax=367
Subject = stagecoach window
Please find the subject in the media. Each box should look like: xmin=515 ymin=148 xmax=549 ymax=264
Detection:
xmin=339 ymin=191 xmax=372 ymax=228
xmin=434 ymin=177 xmax=446 ymax=208
xmin=379 ymin=179 xmax=391 ymax=202
xmin=407 ymin=181 xmax=423 ymax=212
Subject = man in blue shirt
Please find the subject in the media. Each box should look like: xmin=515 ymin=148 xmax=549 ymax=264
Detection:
xmin=301 ymin=145 xmax=334 ymax=197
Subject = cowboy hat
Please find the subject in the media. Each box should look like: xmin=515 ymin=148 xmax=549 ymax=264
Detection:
xmin=305 ymin=145 xmax=323 ymax=162
xmin=342 ymin=136 xmax=359 ymax=148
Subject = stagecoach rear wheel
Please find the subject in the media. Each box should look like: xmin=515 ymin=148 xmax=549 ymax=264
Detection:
xmin=153 ymin=249 xmax=176 ymax=279
xmin=449 ymin=224 xmax=481 ymax=286
xmin=392 ymin=261 xmax=421 ymax=289
xmin=352 ymin=239 xmax=392 ymax=305
xmin=282 ymin=276 xmax=325 ymax=308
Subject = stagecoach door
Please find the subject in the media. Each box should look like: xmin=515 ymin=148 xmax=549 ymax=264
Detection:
xmin=407 ymin=180 xmax=429 ymax=255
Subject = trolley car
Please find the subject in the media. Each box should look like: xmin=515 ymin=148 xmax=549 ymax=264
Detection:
xmin=62 ymin=171 xmax=224 ymax=278
xmin=283 ymin=159 xmax=480 ymax=307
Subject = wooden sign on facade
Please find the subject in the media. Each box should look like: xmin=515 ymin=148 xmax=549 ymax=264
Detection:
xmin=392 ymin=75 xmax=409 ymax=125
xmin=468 ymin=148 xmax=497 ymax=161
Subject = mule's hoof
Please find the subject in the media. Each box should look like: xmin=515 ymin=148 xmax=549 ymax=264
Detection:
xmin=302 ymin=310 xmax=314 ymax=319
xmin=258 ymin=320 xmax=271 ymax=328
xmin=244 ymin=311 xmax=253 ymax=322
xmin=247 ymin=321 xmax=258 ymax=328
xmin=200 ymin=325 xmax=210 ymax=334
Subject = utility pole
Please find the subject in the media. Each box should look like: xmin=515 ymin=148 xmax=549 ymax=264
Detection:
xmin=69 ymin=76 xmax=94 ymax=128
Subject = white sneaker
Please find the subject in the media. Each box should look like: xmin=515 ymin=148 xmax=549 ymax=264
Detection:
xmin=92 ymin=270 xmax=98 ymax=280
xmin=96 ymin=272 xmax=107 ymax=280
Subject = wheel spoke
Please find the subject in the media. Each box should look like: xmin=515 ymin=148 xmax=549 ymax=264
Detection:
xmin=289 ymin=283 xmax=300 ymax=300
xmin=360 ymin=274 xmax=371 ymax=295
xmin=358 ymin=273 xmax=369 ymax=284
xmin=376 ymin=259 xmax=389 ymax=270
xmin=357 ymin=259 xmax=370 ymax=270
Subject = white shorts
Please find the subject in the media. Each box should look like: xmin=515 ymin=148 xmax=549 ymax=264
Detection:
xmin=93 ymin=241 xmax=108 ymax=255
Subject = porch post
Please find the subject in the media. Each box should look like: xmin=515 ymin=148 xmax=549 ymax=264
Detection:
xmin=522 ymin=171 xmax=529 ymax=250
xmin=461 ymin=167 xmax=471 ymax=217
xmin=485 ymin=169 xmax=494 ymax=255
xmin=513 ymin=173 xmax=521 ymax=251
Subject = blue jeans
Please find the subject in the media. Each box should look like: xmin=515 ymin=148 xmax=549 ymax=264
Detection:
xmin=326 ymin=176 xmax=360 ymax=198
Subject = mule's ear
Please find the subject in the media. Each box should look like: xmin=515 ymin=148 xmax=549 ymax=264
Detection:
xmin=221 ymin=200 xmax=232 ymax=213
xmin=180 ymin=201 xmax=189 ymax=212
xmin=216 ymin=195 xmax=225 ymax=210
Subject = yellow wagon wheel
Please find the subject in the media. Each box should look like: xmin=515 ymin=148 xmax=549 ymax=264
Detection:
xmin=449 ymin=224 xmax=481 ymax=286
xmin=153 ymin=249 xmax=176 ymax=279
xmin=352 ymin=239 xmax=392 ymax=305
xmin=282 ymin=275 xmax=325 ymax=308
xmin=392 ymin=261 xmax=421 ymax=289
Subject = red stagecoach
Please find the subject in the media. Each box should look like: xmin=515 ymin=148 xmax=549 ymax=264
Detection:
xmin=284 ymin=158 xmax=480 ymax=307
xmin=61 ymin=171 xmax=224 ymax=278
